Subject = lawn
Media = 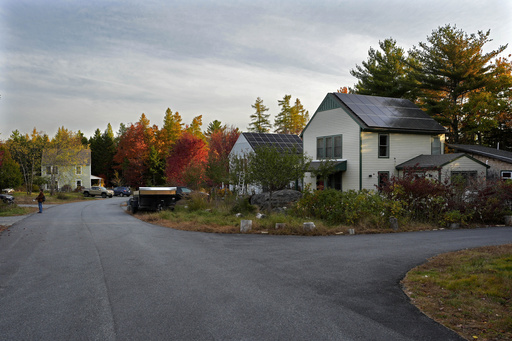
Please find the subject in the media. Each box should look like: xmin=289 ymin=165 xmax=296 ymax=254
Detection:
xmin=402 ymin=244 xmax=512 ymax=341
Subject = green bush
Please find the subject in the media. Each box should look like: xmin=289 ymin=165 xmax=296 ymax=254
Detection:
xmin=186 ymin=192 xmax=210 ymax=211
xmin=230 ymin=197 xmax=257 ymax=215
xmin=292 ymin=188 xmax=388 ymax=227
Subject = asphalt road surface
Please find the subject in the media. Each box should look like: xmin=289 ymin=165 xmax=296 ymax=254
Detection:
xmin=1 ymin=198 xmax=511 ymax=341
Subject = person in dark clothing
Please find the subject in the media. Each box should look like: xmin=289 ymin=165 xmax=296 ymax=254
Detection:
xmin=36 ymin=189 xmax=45 ymax=213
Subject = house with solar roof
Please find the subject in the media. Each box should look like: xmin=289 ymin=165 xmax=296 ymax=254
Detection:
xmin=301 ymin=93 xmax=488 ymax=191
xmin=229 ymin=132 xmax=303 ymax=194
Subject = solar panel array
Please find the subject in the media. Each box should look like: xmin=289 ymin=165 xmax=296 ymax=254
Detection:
xmin=334 ymin=93 xmax=446 ymax=132
xmin=243 ymin=132 xmax=303 ymax=153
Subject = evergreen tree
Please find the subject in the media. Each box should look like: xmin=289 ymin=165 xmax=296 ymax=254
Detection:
xmin=350 ymin=38 xmax=416 ymax=99
xmin=274 ymin=95 xmax=309 ymax=135
xmin=248 ymin=97 xmax=271 ymax=133
xmin=409 ymin=25 xmax=507 ymax=143
xmin=206 ymin=120 xmax=224 ymax=137
xmin=160 ymin=108 xmax=184 ymax=156
xmin=274 ymin=95 xmax=292 ymax=134
xmin=289 ymin=98 xmax=309 ymax=135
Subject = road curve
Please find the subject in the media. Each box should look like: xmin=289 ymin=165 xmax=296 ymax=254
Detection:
xmin=0 ymin=198 xmax=511 ymax=341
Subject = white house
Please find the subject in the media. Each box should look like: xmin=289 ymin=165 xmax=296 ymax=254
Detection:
xmin=301 ymin=93 xmax=487 ymax=191
xmin=229 ymin=132 xmax=303 ymax=194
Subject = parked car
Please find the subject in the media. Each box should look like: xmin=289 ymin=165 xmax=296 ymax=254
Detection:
xmin=176 ymin=186 xmax=209 ymax=200
xmin=0 ymin=193 xmax=15 ymax=204
xmin=2 ymin=188 xmax=14 ymax=194
xmin=82 ymin=186 xmax=114 ymax=198
xmin=114 ymin=187 xmax=132 ymax=197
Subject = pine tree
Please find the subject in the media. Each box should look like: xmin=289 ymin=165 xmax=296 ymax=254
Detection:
xmin=248 ymin=97 xmax=271 ymax=133
xmin=350 ymin=38 xmax=416 ymax=99
xmin=410 ymin=25 xmax=507 ymax=143
xmin=274 ymin=95 xmax=292 ymax=134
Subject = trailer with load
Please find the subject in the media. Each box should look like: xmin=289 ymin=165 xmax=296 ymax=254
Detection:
xmin=127 ymin=187 xmax=181 ymax=213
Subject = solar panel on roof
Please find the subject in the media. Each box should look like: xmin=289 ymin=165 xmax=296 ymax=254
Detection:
xmin=334 ymin=93 xmax=445 ymax=132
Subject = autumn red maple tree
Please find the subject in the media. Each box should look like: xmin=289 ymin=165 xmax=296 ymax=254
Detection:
xmin=166 ymin=131 xmax=208 ymax=188
xmin=113 ymin=123 xmax=150 ymax=187
xmin=205 ymin=127 xmax=240 ymax=187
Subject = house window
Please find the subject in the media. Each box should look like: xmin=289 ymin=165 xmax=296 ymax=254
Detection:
xmin=317 ymin=135 xmax=343 ymax=159
xmin=325 ymin=137 xmax=333 ymax=158
xmin=76 ymin=180 xmax=82 ymax=188
xmin=431 ymin=136 xmax=441 ymax=155
xmin=46 ymin=166 xmax=58 ymax=174
xmin=378 ymin=171 xmax=389 ymax=191
xmin=317 ymin=138 xmax=324 ymax=159
xmin=378 ymin=134 xmax=389 ymax=158
xmin=451 ymin=171 xmax=477 ymax=185
xmin=76 ymin=166 xmax=82 ymax=175
xmin=334 ymin=136 xmax=342 ymax=158
xmin=501 ymin=171 xmax=512 ymax=181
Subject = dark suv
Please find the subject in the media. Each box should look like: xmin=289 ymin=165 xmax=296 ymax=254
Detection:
xmin=114 ymin=187 xmax=132 ymax=197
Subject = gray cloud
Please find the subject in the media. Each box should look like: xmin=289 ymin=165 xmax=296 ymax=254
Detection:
xmin=0 ymin=0 xmax=510 ymax=139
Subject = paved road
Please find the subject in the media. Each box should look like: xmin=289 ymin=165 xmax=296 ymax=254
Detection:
xmin=0 ymin=198 xmax=511 ymax=341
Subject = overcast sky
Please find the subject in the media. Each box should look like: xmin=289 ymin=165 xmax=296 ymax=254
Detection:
xmin=1 ymin=0 xmax=511 ymax=140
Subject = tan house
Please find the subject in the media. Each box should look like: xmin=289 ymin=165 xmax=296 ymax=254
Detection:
xmin=41 ymin=149 xmax=95 ymax=190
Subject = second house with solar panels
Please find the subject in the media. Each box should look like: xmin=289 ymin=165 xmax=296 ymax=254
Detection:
xmin=301 ymin=93 xmax=489 ymax=191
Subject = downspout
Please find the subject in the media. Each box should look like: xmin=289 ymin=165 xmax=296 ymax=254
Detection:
xmin=359 ymin=128 xmax=363 ymax=191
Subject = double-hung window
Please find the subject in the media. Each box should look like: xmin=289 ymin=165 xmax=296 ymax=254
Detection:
xmin=46 ymin=166 xmax=58 ymax=175
xmin=76 ymin=166 xmax=82 ymax=175
xmin=431 ymin=136 xmax=441 ymax=155
xmin=378 ymin=134 xmax=389 ymax=158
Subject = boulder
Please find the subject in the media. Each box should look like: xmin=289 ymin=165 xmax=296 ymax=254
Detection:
xmin=250 ymin=189 xmax=302 ymax=210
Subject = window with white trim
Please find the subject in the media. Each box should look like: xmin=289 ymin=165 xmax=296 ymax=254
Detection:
xmin=431 ymin=136 xmax=441 ymax=155
xmin=378 ymin=134 xmax=389 ymax=158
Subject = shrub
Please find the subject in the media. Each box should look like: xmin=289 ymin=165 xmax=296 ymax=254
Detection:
xmin=186 ymin=192 xmax=210 ymax=211
xmin=230 ymin=197 xmax=257 ymax=215
xmin=56 ymin=193 xmax=70 ymax=200
xmin=292 ymin=188 xmax=388 ymax=227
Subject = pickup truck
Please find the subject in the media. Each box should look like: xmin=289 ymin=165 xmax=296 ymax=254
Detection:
xmin=82 ymin=186 xmax=114 ymax=198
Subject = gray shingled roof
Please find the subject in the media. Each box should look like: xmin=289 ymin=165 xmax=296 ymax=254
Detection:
xmin=333 ymin=93 xmax=446 ymax=133
xmin=396 ymin=153 xmax=489 ymax=170
xmin=243 ymin=132 xmax=303 ymax=153
xmin=448 ymin=144 xmax=512 ymax=164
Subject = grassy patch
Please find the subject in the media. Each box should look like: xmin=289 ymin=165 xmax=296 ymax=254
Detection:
xmin=0 ymin=203 xmax=35 ymax=217
xmin=136 ymin=205 xmax=350 ymax=235
xmin=12 ymin=191 xmax=93 ymax=204
xmin=402 ymin=244 xmax=512 ymax=341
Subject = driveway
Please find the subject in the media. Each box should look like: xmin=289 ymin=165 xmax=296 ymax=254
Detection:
xmin=0 ymin=197 xmax=511 ymax=340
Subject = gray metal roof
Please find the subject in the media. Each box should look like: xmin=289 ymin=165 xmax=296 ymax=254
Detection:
xmin=396 ymin=153 xmax=490 ymax=170
xmin=448 ymin=144 xmax=512 ymax=164
xmin=243 ymin=132 xmax=303 ymax=153
xmin=333 ymin=93 xmax=446 ymax=133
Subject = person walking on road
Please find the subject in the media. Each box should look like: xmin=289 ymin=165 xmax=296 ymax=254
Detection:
xmin=36 ymin=189 xmax=45 ymax=213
